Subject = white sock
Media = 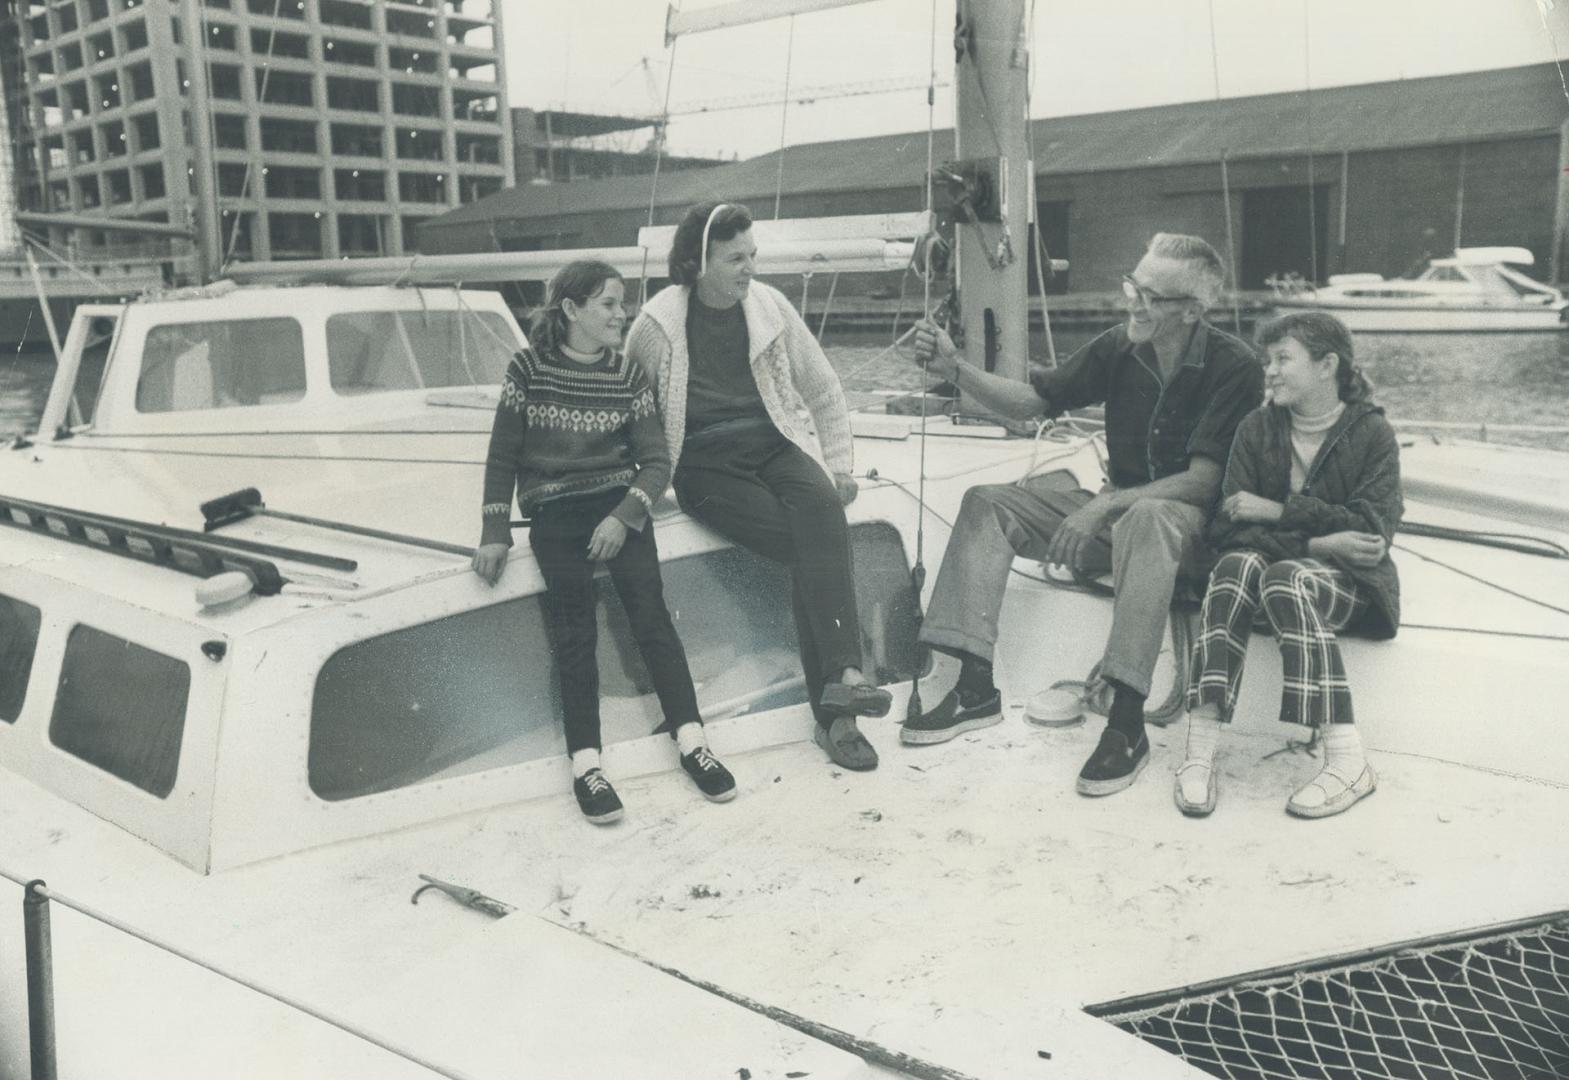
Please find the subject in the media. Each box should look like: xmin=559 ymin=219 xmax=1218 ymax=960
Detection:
xmin=674 ymin=722 xmax=706 ymax=756
xmin=1185 ymin=704 xmax=1223 ymax=764
xmin=571 ymin=748 xmax=601 ymax=778
xmin=1321 ymin=724 xmax=1366 ymax=775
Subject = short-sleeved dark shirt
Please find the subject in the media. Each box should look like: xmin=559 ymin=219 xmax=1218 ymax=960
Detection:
xmin=1029 ymin=321 xmax=1262 ymax=489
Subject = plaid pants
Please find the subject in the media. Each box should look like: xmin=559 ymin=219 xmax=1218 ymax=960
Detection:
xmin=1189 ymin=552 xmax=1370 ymax=727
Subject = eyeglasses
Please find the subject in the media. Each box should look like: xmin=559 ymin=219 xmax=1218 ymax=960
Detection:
xmin=1121 ymin=274 xmax=1196 ymax=309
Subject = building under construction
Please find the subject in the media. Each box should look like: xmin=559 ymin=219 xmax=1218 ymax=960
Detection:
xmin=1 ymin=0 xmax=513 ymax=269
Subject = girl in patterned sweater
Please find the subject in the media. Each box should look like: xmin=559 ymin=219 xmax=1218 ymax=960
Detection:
xmin=473 ymin=260 xmax=735 ymax=824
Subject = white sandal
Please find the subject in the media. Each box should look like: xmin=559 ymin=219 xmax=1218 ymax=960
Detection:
xmin=1173 ymin=759 xmax=1217 ymax=817
xmin=1287 ymin=764 xmax=1377 ymax=819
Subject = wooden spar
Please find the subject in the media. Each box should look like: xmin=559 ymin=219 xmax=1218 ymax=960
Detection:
xmin=225 ymin=212 xmax=932 ymax=287
xmin=954 ymin=0 xmax=1031 ymax=384
xmin=14 ymin=213 xmax=195 ymax=240
xmin=665 ymin=0 xmax=875 ymax=44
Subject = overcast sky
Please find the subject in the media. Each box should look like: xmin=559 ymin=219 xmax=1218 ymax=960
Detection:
xmin=505 ymin=0 xmax=1569 ymax=161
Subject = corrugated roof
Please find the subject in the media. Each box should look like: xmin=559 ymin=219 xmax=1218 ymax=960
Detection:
xmin=427 ymin=62 xmax=1568 ymax=233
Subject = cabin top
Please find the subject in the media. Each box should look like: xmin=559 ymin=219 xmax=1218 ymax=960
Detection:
xmin=35 ymin=283 xmax=525 ymax=441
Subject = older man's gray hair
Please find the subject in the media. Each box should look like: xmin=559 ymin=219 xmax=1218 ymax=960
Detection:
xmin=1147 ymin=232 xmax=1226 ymax=308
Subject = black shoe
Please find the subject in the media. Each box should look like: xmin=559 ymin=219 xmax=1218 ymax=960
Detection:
xmin=681 ymin=747 xmax=737 ymax=803
xmin=900 ymin=688 xmax=1003 ymax=745
xmin=1075 ymin=728 xmax=1149 ymax=797
xmin=573 ymin=768 xmax=624 ymax=824
xmin=819 ymin=681 xmax=893 ymax=718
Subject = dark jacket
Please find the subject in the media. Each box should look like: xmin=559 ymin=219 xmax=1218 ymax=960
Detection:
xmin=1208 ymin=400 xmax=1403 ymax=638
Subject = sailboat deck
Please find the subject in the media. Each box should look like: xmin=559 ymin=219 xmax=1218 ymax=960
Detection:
xmin=6 ymin=689 xmax=1565 ymax=1078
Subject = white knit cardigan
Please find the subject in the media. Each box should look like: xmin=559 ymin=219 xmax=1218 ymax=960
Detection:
xmin=625 ymin=281 xmax=854 ymax=481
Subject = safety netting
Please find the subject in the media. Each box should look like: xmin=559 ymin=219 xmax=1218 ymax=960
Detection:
xmin=1091 ymin=912 xmax=1569 ymax=1079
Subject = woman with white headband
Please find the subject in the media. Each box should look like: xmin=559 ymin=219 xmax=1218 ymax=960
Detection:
xmin=626 ymin=200 xmax=891 ymax=771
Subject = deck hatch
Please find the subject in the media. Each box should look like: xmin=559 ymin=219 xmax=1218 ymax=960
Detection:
xmin=1090 ymin=911 xmax=1569 ymax=1079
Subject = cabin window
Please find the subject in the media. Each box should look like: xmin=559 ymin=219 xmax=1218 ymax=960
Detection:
xmin=0 ymin=595 xmax=42 ymax=723
xmin=324 ymin=310 xmax=517 ymax=394
xmin=51 ymin=625 xmax=189 ymax=798
xmin=135 ymin=317 xmax=306 ymax=412
xmin=307 ymin=522 xmax=922 ymax=801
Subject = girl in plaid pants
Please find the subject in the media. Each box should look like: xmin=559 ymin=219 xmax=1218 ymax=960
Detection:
xmin=1177 ymin=312 xmax=1403 ymax=819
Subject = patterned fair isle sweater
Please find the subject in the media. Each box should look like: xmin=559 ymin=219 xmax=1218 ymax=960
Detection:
xmin=479 ymin=345 xmax=670 ymax=547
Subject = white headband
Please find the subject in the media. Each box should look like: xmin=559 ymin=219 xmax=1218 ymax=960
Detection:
xmin=698 ymin=203 xmax=731 ymax=278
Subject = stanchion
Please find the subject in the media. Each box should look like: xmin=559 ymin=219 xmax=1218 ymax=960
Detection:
xmin=23 ymin=879 xmax=58 ymax=1080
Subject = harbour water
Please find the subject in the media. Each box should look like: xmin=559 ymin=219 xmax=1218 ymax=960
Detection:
xmin=4 ymin=324 xmax=1568 ymax=451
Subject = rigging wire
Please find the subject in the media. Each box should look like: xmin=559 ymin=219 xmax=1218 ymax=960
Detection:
xmin=772 ymin=15 xmax=797 ymax=219
xmin=904 ymin=0 xmax=942 ymax=724
xmin=640 ymin=18 xmax=680 ymax=307
xmin=21 ymin=234 xmax=118 ymax=295
xmin=1205 ymin=0 xmax=1243 ymax=336
xmin=192 ymin=0 xmax=228 ymax=275
xmin=1302 ymin=0 xmax=1319 ymax=285
xmin=222 ymin=0 xmax=285 ymax=265
xmin=1022 ymin=0 xmax=1058 ymax=366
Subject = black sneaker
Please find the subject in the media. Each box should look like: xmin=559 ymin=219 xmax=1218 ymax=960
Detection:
xmin=573 ymin=768 xmax=624 ymax=824
xmin=900 ymin=688 xmax=1003 ymax=745
xmin=680 ymin=747 xmax=737 ymax=803
xmin=1075 ymin=728 xmax=1149 ymax=797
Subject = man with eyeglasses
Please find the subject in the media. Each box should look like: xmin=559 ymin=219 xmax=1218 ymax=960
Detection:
xmin=899 ymin=232 xmax=1263 ymax=797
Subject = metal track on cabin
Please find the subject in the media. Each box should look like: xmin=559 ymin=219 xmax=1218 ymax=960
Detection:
xmin=0 ymin=494 xmax=285 ymax=596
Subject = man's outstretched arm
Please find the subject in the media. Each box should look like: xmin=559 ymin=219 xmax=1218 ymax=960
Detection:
xmin=907 ymin=322 xmax=1046 ymax=422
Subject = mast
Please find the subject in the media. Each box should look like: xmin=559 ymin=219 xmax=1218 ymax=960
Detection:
xmin=177 ymin=0 xmax=223 ymax=282
xmin=952 ymin=0 xmax=1031 ymax=383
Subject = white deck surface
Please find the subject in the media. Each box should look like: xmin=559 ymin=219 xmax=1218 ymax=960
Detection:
xmin=5 ymin=679 xmax=1568 ymax=1079
xmin=3 ymin=425 xmax=1568 ymax=1078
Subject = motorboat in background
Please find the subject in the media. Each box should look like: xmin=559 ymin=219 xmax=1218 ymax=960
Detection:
xmin=1269 ymin=246 xmax=1569 ymax=332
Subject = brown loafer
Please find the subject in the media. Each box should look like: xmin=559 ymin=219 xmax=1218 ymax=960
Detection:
xmin=819 ymin=681 xmax=893 ymax=718
xmin=813 ymin=715 xmax=879 ymax=771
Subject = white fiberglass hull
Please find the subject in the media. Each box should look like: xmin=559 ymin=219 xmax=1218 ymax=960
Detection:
xmin=1272 ymin=296 xmax=1567 ymax=332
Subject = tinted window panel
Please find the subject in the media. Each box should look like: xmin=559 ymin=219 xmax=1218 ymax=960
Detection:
xmin=136 ymin=317 xmax=306 ymax=412
xmin=0 ymin=594 xmax=42 ymax=723
xmin=51 ymin=625 xmax=190 ymax=797
xmin=309 ymin=523 xmax=921 ymax=800
xmin=325 ymin=310 xmax=517 ymax=395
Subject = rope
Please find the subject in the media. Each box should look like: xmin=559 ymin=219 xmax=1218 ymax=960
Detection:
xmin=772 ymin=15 xmax=796 ymax=220
xmin=0 ymin=869 xmax=479 ymax=1080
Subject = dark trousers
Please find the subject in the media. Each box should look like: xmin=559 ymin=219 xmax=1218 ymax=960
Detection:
xmin=528 ymin=489 xmax=702 ymax=755
xmin=674 ymin=425 xmax=862 ymax=728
